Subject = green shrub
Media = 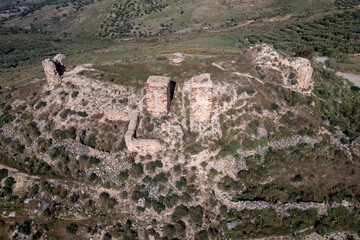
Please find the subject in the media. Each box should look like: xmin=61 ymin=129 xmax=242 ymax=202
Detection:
xmin=130 ymin=163 xmax=143 ymax=178
xmin=117 ymin=170 xmax=129 ymax=183
xmin=0 ymin=168 xmax=8 ymax=180
xmin=53 ymin=127 xmax=76 ymax=140
xmin=176 ymin=176 xmax=187 ymax=190
xmin=152 ymin=200 xmax=165 ymax=213
xmin=66 ymin=223 xmax=78 ymax=235
xmin=5 ymin=177 xmax=15 ymax=188
xmin=292 ymin=174 xmax=303 ymax=182
xmin=189 ymin=206 xmax=203 ymax=226
xmin=100 ymin=192 xmax=110 ymax=201
xmin=172 ymin=205 xmax=189 ymax=221
xmin=18 ymin=220 xmax=32 ymax=235
xmin=89 ymin=157 xmax=100 ymax=165
xmin=71 ymin=91 xmax=79 ymax=98
xmin=70 ymin=194 xmax=79 ymax=203
xmin=35 ymin=101 xmax=46 ymax=109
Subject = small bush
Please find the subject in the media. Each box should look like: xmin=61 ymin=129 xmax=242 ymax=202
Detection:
xmin=117 ymin=170 xmax=129 ymax=183
xmin=89 ymin=157 xmax=100 ymax=165
xmin=0 ymin=168 xmax=8 ymax=180
xmin=172 ymin=205 xmax=189 ymax=222
xmin=130 ymin=163 xmax=143 ymax=178
xmin=100 ymin=192 xmax=110 ymax=201
xmin=66 ymin=223 xmax=78 ymax=235
xmin=71 ymin=91 xmax=79 ymax=98
xmin=176 ymin=176 xmax=187 ymax=190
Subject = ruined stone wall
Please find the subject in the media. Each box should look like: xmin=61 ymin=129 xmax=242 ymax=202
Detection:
xmin=190 ymin=73 xmax=214 ymax=121
xmin=42 ymin=59 xmax=61 ymax=90
xmin=125 ymin=111 xmax=162 ymax=155
xmin=282 ymin=58 xmax=313 ymax=89
xmin=42 ymin=54 xmax=67 ymax=90
xmin=146 ymin=76 xmax=171 ymax=116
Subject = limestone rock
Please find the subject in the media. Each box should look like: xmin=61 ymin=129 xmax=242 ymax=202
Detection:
xmin=125 ymin=111 xmax=162 ymax=155
xmin=146 ymin=76 xmax=171 ymax=116
xmin=251 ymin=44 xmax=281 ymax=67
xmin=227 ymin=221 xmax=238 ymax=230
xmin=190 ymin=73 xmax=213 ymax=122
xmin=252 ymin=44 xmax=313 ymax=89
xmin=170 ymin=52 xmax=186 ymax=64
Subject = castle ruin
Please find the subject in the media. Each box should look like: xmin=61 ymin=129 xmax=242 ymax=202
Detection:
xmin=288 ymin=58 xmax=313 ymax=89
xmin=42 ymin=54 xmax=67 ymax=90
xmin=146 ymin=76 xmax=171 ymax=116
xmin=125 ymin=111 xmax=162 ymax=155
xmin=190 ymin=73 xmax=214 ymax=121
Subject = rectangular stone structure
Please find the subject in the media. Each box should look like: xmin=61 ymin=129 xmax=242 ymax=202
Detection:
xmin=190 ymin=73 xmax=213 ymax=121
xmin=42 ymin=59 xmax=61 ymax=90
xmin=146 ymin=76 xmax=171 ymax=116
xmin=42 ymin=54 xmax=67 ymax=90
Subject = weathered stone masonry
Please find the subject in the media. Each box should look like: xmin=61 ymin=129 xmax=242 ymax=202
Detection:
xmin=190 ymin=73 xmax=214 ymax=121
xmin=42 ymin=54 xmax=67 ymax=90
xmin=125 ymin=111 xmax=162 ymax=155
xmin=146 ymin=76 xmax=171 ymax=116
xmin=282 ymin=57 xmax=313 ymax=89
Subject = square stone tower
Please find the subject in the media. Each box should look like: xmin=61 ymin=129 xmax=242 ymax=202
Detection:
xmin=146 ymin=76 xmax=171 ymax=116
xmin=42 ymin=54 xmax=67 ymax=90
xmin=190 ymin=73 xmax=213 ymax=121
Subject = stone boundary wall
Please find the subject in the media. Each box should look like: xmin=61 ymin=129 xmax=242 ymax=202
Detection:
xmin=125 ymin=111 xmax=162 ymax=155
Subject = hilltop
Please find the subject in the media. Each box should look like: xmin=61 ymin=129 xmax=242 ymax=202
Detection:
xmin=0 ymin=44 xmax=359 ymax=238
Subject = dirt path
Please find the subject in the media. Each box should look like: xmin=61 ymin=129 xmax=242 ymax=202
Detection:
xmin=315 ymin=57 xmax=360 ymax=87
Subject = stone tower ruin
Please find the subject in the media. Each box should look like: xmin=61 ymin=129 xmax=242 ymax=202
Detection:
xmin=42 ymin=54 xmax=67 ymax=90
xmin=146 ymin=76 xmax=171 ymax=116
xmin=190 ymin=73 xmax=214 ymax=121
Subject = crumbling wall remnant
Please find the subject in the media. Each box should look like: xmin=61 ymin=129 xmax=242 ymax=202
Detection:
xmin=283 ymin=58 xmax=313 ymax=89
xmin=146 ymin=76 xmax=171 ymax=116
xmin=42 ymin=54 xmax=67 ymax=90
xmin=125 ymin=111 xmax=162 ymax=155
xmin=190 ymin=73 xmax=214 ymax=122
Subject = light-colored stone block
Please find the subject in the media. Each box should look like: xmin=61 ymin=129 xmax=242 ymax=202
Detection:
xmin=42 ymin=53 xmax=68 ymax=90
xmin=42 ymin=59 xmax=61 ymax=90
xmin=146 ymin=76 xmax=171 ymax=116
xmin=190 ymin=73 xmax=213 ymax=121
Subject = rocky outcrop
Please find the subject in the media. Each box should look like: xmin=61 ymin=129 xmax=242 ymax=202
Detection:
xmin=190 ymin=73 xmax=214 ymax=122
xmin=125 ymin=111 xmax=162 ymax=155
xmin=42 ymin=54 xmax=67 ymax=90
xmin=170 ymin=52 xmax=186 ymax=64
xmin=251 ymin=44 xmax=313 ymax=89
xmin=252 ymin=44 xmax=281 ymax=68
xmin=282 ymin=58 xmax=313 ymax=89
xmin=146 ymin=76 xmax=171 ymax=116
